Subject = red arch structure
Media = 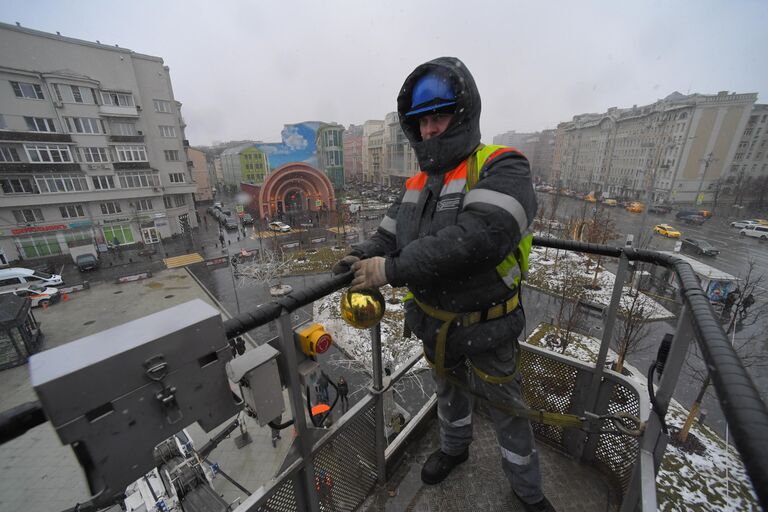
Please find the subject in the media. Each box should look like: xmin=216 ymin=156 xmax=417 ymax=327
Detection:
xmin=256 ymin=162 xmax=336 ymax=219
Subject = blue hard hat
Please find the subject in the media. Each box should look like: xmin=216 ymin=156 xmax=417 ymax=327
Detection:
xmin=405 ymin=72 xmax=456 ymax=117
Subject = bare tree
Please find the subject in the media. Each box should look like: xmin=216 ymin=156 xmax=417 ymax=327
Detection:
xmin=548 ymin=259 xmax=587 ymax=354
xmin=612 ymin=291 xmax=651 ymax=374
xmin=583 ymin=205 xmax=618 ymax=290
xmin=676 ymin=261 xmax=768 ymax=443
xmin=235 ymin=247 xmax=292 ymax=290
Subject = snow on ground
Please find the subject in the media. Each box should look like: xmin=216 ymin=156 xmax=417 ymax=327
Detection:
xmin=527 ymin=323 xmax=758 ymax=511
xmin=528 ymin=244 xmax=675 ymax=320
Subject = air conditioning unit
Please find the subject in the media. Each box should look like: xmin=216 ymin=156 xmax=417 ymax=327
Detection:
xmin=88 ymin=164 xmax=97 ymax=170
xmin=137 ymin=130 xmax=143 ymax=135
xmin=153 ymin=187 xmax=161 ymax=192
xmin=136 ymin=105 xmax=142 ymax=111
xmin=53 ymin=100 xmax=63 ymax=108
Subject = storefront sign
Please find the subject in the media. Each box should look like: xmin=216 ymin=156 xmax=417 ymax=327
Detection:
xmin=68 ymin=221 xmax=92 ymax=229
xmin=152 ymin=212 xmax=167 ymax=219
xmin=102 ymin=217 xmax=131 ymax=225
xmin=11 ymin=224 xmax=67 ymax=235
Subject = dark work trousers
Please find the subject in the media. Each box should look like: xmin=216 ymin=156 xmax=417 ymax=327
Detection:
xmin=433 ymin=341 xmax=543 ymax=504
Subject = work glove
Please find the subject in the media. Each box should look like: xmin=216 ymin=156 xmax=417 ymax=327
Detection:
xmin=332 ymin=255 xmax=360 ymax=275
xmin=350 ymin=257 xmax=388 ymax=291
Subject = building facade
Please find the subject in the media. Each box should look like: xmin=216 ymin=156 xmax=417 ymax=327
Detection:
xmin=556 ymin=91 xmax=758 ymax=204
xmin=361 ymin=120 xmax=384 ymax=183
xmin=383 ymin=112 xmax=418 ymax=188
xmin=343 ymin=131 xmax=363 ymax=185
xmin=0 ymin=23 xmax=197 ymax=264
xmin=724 ymin=104 xmax=768 ymax=205
xmin=186 ymin=147 xmax=213 ymax=202
xmin=315 ymin=123 xmax=344 ymax=190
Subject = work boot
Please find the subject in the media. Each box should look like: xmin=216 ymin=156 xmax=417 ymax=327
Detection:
xmin=513 ymin=490 xmax=556 ymax=512
xmin=420 ymin=448 xmax=469 ymax=485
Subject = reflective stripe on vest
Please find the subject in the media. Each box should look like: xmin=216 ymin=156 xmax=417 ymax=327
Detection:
xmin=379 ymin=215 xmax=397 ymax=235
xmin=403 ymin=144 xmax=533 ymax=291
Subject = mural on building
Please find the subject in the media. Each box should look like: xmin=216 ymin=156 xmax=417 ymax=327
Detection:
xmin=256 ymin=122 xmax=323 ymax=171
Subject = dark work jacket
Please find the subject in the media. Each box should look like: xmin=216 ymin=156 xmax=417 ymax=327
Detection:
xmin=350 ymin=57 xmax=537 ymax=359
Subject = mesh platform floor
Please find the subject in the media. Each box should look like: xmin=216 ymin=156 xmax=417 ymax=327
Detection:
xmin=361 ymin=412 xmax=620 ymax=512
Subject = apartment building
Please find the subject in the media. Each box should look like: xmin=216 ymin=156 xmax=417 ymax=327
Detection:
xmin=219 ymin=143 xmax=268 ymax=188
xmin=186 ymin=147 xmax=213 ymax=202
xmin=383 ymin=112 xmax=419 ymax=188
xmin=361 ymin=120 xmax=384 ymax=183
xmin=555 ymin=90 xmax=757 ymax=204
xmin=0 ymin=23 xmax=197 ymax=264
xmin=724 ymin=104 xmax=768 ymax=204
xmin=315 ymin=123 xmax=345 ymax=190
xmin=343 ymin=127 xmax=363 ymax=185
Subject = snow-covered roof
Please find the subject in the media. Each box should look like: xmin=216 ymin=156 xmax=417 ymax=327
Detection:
xmin=660 ymin=251 xmax=739 ymax=282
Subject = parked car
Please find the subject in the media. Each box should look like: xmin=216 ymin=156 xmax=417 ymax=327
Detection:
xmin=0 ymin=267 xmax=64 ymax=291
xmin=602 ymin=198 xmax=618 ymax=207
xmin=269 ymin=221 xmax=292 ymax=232
xmin=241 ymin=213 xmax=254 ymax=225
xmin=75 ymin=253 xmax=99 ymax=271
xmin=740 ymin=224 xmax=768 ymax=240
xmin=679 ymin=214 xmax=706 ymax=225
xmin=224 ymin=217 xmax=239 ymax=231
xmin=0 ymin=284 xmax=60 ymax=308
xmin=653 ymin=224 xmax=681 ymax=238
xmin=648 ymin=205 xmax=673 ymax=214
xmin=681 ymin=238 xmax=719 ymax=257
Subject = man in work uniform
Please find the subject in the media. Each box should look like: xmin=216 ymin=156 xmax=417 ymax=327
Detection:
xmin=333 ymin=57 xmax=553 ymax=511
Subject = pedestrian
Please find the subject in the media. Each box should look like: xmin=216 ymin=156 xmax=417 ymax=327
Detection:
xmin=316 ymin=372 xmax=330 ymax=405
xmin=337 ymin=376 xmax=349 ymax=412
xmin=218 ymin=233 xmax=225 ymax=247
xmin=333 ymin=58 xmax=550 ymax=511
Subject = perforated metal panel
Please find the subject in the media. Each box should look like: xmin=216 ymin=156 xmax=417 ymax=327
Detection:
xmin=520 ymin=350 xmax=579 ymax=445
xmin=313 ymin=400 xmax=379 ymax=512
xmin=593 ymin=381 xmax=641 ymax=492
xmin=256 ymin=477 xmax=298 ymax=511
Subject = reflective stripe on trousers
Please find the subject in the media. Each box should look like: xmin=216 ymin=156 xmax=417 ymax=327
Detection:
xmin=432 ymin=343 xmax=543 ymax=504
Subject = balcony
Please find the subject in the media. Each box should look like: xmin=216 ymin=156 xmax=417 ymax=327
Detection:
xmin=108 ymin=135 xmax=144 ymax=143
xmin=0 ymin=131 xmax=73 ymax=143
xmin=113 ymin=161 xmax=150 ymax=170
xmin=0 ymin=162 xmax=81 ymax=173
xmin=99 ymin=105 xmax=139 ymax=117
xmin=1 ymin=239 xmax=765 ymax=512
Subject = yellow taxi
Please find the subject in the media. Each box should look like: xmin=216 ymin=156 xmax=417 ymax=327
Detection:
xmin=626 ymin=202 xmax=644 ymax=213
xmin=653 ymin=224 xmax=681 ymax=238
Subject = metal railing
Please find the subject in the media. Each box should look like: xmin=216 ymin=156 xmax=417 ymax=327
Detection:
xmin=1 ymin=237 xmax=766 ymax=511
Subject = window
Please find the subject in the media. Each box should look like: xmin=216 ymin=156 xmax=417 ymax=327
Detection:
xmin=164 ymin=150 xmax=180 ymax=161
xmin=173 ymin=194 xmax=187 ymax=207
xmin=163 ymin=196 xmax=173 ymax=208
xmin=18 ymin=234 xmax=61 ymax=258
xmin=0 ymin=146 xmax=21 ymax=162
xmin=10 ymin=81 xmax=44 ymax=99
xmin=1 ymin=177 xmax=35 ymax=194
xmin=135 ymin=199 xmax=153 ymax=211
xmin=59 ymin=204 xmax=85 ymax=218
xmin=65 ymin=117 xmax=105 ymax=134
xmin=13 ymin=208 xmax=44 ymax=223
xmin=169 ymin=172 xmax=185 ymax=183
xmin=159 ymin=126 xmax=176 ymax=138
xmin=100 ymin=201 xmax=122 ymax=215
xmin=153 ymin=99 xmax=172 ymax=113
xmin=24 ymin=117 xmax=56 ymax=132
xmin=100 ymin=91 xmax=135 ymax=107
xmin=80 ymin=147 xmax=110 ymax=163
xmin=102 ymin=225 xmax=134 ymax=245
xmin=109 ymin=121 xmax=138 ymax=136
xmin=24 ymin=144 xmax=73 ymax=163
xmin=92 ymin=175 xmax=115 ymax=190
xmin=35 ymin=174 xmax=89 ymax=193
xmin=118 ymin=171 xmax=160 ymax=188
xmin=114 ymin=145 xmax=148 ymax=162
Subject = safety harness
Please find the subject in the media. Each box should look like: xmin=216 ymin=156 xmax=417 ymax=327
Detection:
xmin=405 ymin=145 xmax=644 ymax=437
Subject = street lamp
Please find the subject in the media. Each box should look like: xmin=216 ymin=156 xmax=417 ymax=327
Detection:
xmin=694 ymin=152 xmax=718 ymax=206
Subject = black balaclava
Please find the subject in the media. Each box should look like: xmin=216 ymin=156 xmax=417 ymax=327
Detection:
xmin=397 ymin=57 xmax=482 ymax=175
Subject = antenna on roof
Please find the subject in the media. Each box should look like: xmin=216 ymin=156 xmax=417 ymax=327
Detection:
xmin=56 ymin=31 xmax=60 ymax=35
xmin=15 ymin=22 xmax=20 ymax=27
xmin=97 ymin=40 xmax=100 ymax=43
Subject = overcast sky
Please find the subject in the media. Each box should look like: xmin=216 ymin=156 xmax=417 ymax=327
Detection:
xmin=4 ymin=0 xmax=767 ymax=146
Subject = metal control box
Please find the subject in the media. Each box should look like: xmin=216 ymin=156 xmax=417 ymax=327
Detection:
xmin=226 ymin=343 xmax=284 ymax=426
xmin=29 ymin=299 xmax=240 ymax=499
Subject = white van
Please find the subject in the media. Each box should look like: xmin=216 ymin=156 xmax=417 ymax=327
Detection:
xmin=0 ymin=284 xmax=60 ymax=308
xmin=0 ymin=267 xmax=64 ymax=291
xmin=740 ymin=224 xmax=768 ymax=240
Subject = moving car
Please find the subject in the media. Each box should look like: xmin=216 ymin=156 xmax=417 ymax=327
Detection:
xmin=680 ymin=238 xmax=719 ymax=257
xmin=241 ymin=213 xmax=254 ymax=225
xmin=224 ymin=217 xmax=239 ymax=231
xmin=602 ymin=198 xmax=618 ymax=207
xmin=648 ymin=205 xmax=673 ymax=214
xmin=654 ymin=224 xmax=681 ymax=238
xmin=269 ymin=221 xmax=291 ymax=232
xmin=730 ymin=219 xmax=767 ymax=229
xmin=626 ymin=202 xmax=644 ymax=213
xmin=740 ymin=224 xmax=768 ymax=240
xmin=679 ymin=214 xmax=706 ymax=225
